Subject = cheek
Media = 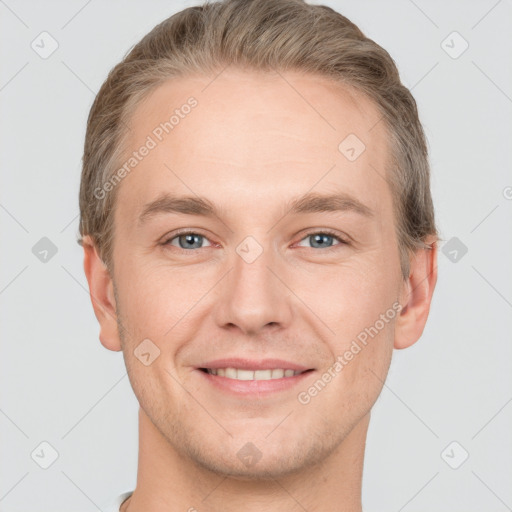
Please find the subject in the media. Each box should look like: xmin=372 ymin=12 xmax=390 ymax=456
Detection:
xmin=115 ymin=256 xmax=216 ymax=344
xmin=113 ymin=258 xmax=172 ymax=340
xmin=297 ymin=258 xmax=398 ymax=392
xmin=297 ymin=259 xmax=398 ymax=342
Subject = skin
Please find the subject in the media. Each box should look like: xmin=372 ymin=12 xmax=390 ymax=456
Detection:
xmin=82 ymin=68 xmax=437 ymax=512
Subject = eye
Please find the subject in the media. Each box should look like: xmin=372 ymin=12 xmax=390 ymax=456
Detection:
xmin=296 ymin=230 xmax=348 ymax=250
xmin=161 ymin=229 xmax=348 ymax=252
xmin=163 ymin=231 xmax=213 ymax=250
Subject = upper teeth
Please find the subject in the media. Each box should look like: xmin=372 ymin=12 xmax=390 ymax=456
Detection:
xmin=206 ymin=368 xmax=302 ymax=380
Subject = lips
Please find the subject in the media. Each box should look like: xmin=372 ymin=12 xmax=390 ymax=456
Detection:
xmin=195 ymin=358 xmax=314 ymax=394
xmin=198 ymin=358 xmax=312 ymax=372
xmin=203 ymin=368 xmax=305 ymax=381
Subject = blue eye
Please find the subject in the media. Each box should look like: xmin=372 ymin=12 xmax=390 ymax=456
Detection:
xmin=297 ymin=231 xmax=347 ymax=249
xmin=165 ymin=232 xmax=212 ymax=250
xmin=162 ymin=230 xmax=348 ymax=252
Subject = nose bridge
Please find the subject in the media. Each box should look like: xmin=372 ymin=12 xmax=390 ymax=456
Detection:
xmin=214 ymin=234 xmax=292 ymax=335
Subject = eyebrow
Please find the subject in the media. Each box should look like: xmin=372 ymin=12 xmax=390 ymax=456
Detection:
xmin=137 ymin=191 xmax=374 ymax=225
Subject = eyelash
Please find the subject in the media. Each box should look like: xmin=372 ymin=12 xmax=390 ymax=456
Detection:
xmin=296 ymin=229 xmax=349 ymax=250
xmin=161 ymin=229 xmax=349 ymax=253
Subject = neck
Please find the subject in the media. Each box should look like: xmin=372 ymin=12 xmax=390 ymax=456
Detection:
xmin=123 ymin=408 xmax=368 ymax=512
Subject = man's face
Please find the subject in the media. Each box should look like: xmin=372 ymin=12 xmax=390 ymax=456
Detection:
xmin=110 ymin=69 xmax=405 ymax=478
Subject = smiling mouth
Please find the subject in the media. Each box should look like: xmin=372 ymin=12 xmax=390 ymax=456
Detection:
xmin=199 ymin=368 xmax=313 ymax=381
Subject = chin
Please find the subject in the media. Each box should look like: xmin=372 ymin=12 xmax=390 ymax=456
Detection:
xmin=178 ymin=429 xmax=337 ymax=481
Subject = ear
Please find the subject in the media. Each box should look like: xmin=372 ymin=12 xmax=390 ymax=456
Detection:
xmin=82 ymin=235 xmax=122 ymax=352
xmin=394 ymin=236 xmax=438 ymax=349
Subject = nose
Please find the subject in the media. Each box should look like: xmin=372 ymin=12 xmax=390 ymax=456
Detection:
xmin=213 ymin=239 xmax=293 ymax=336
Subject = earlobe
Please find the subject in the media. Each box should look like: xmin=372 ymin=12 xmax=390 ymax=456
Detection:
xmin=394 ymin=237 xmax=438 ymax=350
xmin=82 ymin=235 xmax=122 ymax=352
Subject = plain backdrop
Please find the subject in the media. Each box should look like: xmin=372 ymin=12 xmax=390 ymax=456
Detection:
xmin=1 ymin=0 xmax=511 ymax=511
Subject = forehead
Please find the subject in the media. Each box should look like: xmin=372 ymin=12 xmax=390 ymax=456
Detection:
xmin=116 ymin=68 xmax=392 ymax=223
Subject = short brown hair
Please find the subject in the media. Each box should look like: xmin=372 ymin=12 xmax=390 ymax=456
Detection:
xmin=78 ymin=0 xmax=438 ymax=279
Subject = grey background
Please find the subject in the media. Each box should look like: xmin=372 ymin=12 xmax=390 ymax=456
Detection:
xmin=1 ymin=0 xmax=511 ymax=511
